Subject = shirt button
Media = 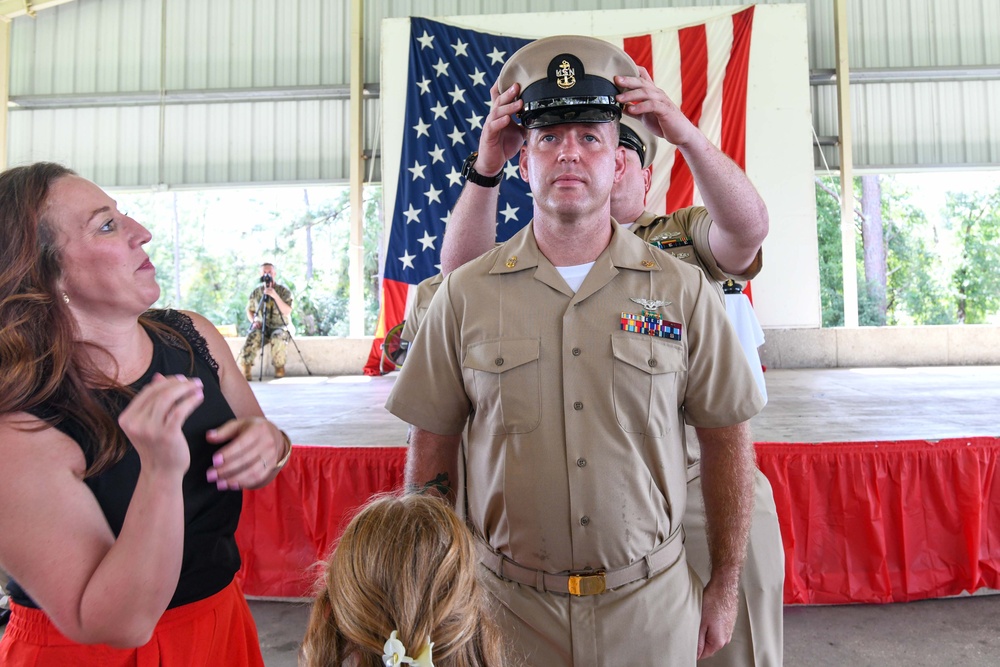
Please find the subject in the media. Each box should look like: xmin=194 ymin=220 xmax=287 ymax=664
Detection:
xmin=494 ymin=357 xmax=504 ymax=366
xmin=648 ymin=358 xmax=658 ymax=367
xmin=573 ymin=401 xmax=583 ymax=410
xmin=580 ymin=516 xmax=590 ymax=526
xmin=577 ymin=458 xmax=587 ymax=467
xmin=572 ymin=347 xmax=581 ymax=356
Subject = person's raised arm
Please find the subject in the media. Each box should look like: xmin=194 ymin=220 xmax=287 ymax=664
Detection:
xmin=692 ymin=420 xmax=756 ymax=660
xmin=616 ymin=69 xmax=769 ymax=274
xmin=404 ymin=427 xmax=462 ymax=507
xmin=0 ymin=375 xmax=202 ymax=647
xmin=440 ymin=82 xmax=526 ymax=275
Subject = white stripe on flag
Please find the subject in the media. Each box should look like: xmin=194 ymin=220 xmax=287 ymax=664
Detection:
xmin=648 ymin=29 xmax=683 ymax=215
xmin=694 ymin=17 xmax=735 ymax=207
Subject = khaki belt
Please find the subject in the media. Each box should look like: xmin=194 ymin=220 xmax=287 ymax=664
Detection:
xmin=475 ymin=528 xmax=683 ymax=596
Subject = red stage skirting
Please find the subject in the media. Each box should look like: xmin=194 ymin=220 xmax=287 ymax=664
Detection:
xmin=235 ymin=438 xmax=1000 ymax=603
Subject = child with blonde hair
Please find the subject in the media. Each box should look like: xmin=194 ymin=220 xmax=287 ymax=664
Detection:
xmin=302 ymin=494 xmax=505 ymax=667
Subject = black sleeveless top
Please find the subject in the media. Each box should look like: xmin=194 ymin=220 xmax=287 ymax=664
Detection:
xmin=8 ymin=310 xmax=243 ymax=610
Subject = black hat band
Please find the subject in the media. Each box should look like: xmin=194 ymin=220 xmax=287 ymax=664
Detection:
xmin=618 ymin=123 xmax=647 ymax=166
xmin=520 ymin=96 xmax=622 ymax=129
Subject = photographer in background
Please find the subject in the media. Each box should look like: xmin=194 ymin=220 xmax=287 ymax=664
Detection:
xmin=239 ymin=262 xmax=294 ymax=380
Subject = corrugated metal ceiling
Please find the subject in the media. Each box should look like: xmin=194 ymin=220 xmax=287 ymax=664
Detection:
xmin=5 ymin=0 xmax=999 ymax=187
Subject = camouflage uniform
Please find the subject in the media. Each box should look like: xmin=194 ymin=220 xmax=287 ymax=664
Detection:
xmin=239 ymin=283 xmax=293 ymax=373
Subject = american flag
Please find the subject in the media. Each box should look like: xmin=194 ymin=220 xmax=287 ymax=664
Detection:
xmin=365 ymin=9 xmax=755 ymax=374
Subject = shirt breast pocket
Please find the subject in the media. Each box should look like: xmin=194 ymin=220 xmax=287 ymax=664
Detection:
xmin=611 ymin=333 xmax=686 ymax=436
xmin=463 ymin=338 xmax=541 ymax=435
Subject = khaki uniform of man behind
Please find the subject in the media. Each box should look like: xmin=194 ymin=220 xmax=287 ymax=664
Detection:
xmin=387 ymin=35 xmax=766 ymax=666
xmin=399 ymin=273 xmax=443 ymax=345
xmin=630 ymin=206 xmax=784 ymax=667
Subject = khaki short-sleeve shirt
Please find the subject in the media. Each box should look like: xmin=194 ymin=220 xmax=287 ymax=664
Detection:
xmin=631 ymin=207 xmax=764 ymax=283
xmin=386 ymin=222 xmax=763 ymax=573
xmin=400 ymin=273 xmax=443 ymax=343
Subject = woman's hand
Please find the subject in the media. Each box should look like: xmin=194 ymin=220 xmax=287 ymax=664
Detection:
xmin=118 ymin=373 xmax=203 ymax=476
xmin=205 ymin=417 xmax=286 ymax=490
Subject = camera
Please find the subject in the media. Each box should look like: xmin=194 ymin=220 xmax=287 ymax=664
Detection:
xmin=260 ymin=274 xmax=274 ymax=287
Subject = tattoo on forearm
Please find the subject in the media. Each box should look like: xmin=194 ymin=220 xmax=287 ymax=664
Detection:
xmin=406 ymin=472 xmax=451 ymax=496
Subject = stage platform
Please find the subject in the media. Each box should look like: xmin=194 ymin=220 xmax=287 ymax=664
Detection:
xmin=236 ymin=366 xmax=1000 ymax=605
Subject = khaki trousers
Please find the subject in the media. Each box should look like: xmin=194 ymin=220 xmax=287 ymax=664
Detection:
xmin=479 ymin=545 xmax=701 ymax=667
xmin=684 ymin=466 xmax=785 ymax=666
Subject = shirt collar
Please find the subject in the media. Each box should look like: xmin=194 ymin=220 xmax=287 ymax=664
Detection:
xmin=489 ymin=218 xmax=664 ymax=277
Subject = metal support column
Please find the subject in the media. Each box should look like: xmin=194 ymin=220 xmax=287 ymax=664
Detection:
xmin=348 ymin=0 xmax=365 ymax=336
xmin=834 ymin=0 xmax=858 ymax=327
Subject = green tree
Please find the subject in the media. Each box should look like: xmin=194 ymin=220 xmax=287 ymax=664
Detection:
xmin=275 ymin=186 xmax=383 ymax=336
xmin=880 ymin=179 xmax=954 ymax=325
xmin=116 ymin=185 xmax=382 ymax=336
xmin=946 ymin=189 xmax=1000 ymax=323
xmin=815 ymin=176 xmax=847 ymax=327
xmin=815 ymin=175 xmax=959 ymax=327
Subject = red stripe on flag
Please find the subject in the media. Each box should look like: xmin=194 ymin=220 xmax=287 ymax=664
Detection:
xmin=721 ymin=6 xmax=755 ymax=171
xmin=363 ymin=278 xmax=411 ymax=376
xmin=623 ymin=35 xmax=655 ymax=195
xmin=666 ymin=24 xmax=708 ymax=213
xmin=623 ymin=35 xmax=653 ymax=76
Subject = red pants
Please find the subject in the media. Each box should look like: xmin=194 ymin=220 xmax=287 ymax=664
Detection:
xmin=0 ymin=580 xmax=264 ymax=666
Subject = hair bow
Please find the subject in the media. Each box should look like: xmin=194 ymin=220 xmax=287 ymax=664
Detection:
xmin=382 ymin=630 xmax=434 ymax=667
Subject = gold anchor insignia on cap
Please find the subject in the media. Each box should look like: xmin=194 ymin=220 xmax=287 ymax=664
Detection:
xmin=555 ymin=60 xmax=576 ymax=89
xmin=506 ymin=256 xmax=518 ymax=268
xmin=641 ymin=260 xmax=655 ymax=267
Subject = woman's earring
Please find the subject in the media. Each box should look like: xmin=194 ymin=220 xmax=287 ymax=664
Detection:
xmin=62 ymin=292 xmax=70 ymax=304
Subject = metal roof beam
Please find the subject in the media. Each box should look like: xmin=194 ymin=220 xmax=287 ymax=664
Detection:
xmin=0 ymin=0 xmax=75 ymax=21
xmin=8 ymin=83 xmax=381 ymax=109
xmin=811 ymin=66 xmax=1000 ymax=85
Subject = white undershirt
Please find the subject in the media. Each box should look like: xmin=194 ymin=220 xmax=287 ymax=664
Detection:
xmin=555 ymin=262 xmax=596 ymax=292
xmin=619 ymin=221 xmax=635 ymax=231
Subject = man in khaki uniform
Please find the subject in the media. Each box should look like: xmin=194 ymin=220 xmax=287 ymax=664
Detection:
xmin=386 ymin=36 xmax=765 ymax=665
xmin=439 ymin=106 xmax=784 ymax=665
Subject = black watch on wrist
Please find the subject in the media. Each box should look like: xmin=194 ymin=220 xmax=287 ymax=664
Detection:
xmin=461 ymin=152 xmax=503 ymax=188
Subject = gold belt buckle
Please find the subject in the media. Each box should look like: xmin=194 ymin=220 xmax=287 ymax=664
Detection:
xmin=567 ymin=571 xmax=606 ymax=596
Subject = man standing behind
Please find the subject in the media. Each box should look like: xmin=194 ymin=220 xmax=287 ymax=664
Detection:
xmin=386 ymin=36 xmax=765 ymax=666
xmin=239 ymin=262 xmax=294 ymax=380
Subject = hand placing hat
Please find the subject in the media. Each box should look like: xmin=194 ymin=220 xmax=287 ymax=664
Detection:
xmin=616 ymin=67 xmax=700 ymax=148
xmin=498 ymin=35 xmax=639 ymax=129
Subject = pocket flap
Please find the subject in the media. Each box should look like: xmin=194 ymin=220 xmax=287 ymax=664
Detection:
xmin=611 ymin=333 xmax=685 ymax=375
xmin=464 ymin=338 xmax=540 ymax=374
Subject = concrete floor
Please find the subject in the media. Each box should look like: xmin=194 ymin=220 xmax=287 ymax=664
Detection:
xmin=244 ymin=365 xmax=1000 ymax=666
xmin=250 ymin=592 xmax=1000 ymax=667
